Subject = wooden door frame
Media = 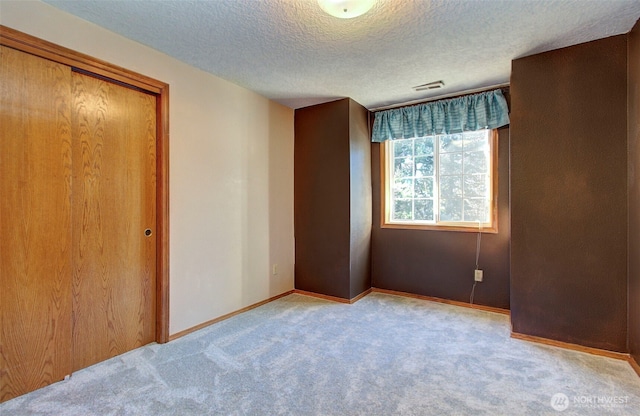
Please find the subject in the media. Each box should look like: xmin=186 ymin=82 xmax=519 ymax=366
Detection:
xmin=0 ymin=26 xmax=170 ymax=343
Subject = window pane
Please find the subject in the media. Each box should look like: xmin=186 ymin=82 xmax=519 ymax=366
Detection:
xmin=464 ymin=151 xmax=488 ymax=174
xmin=393 ymin=200 xmax=412 ymax=220
xmin=414 ymin=137 xmax=434 ymax=156
xmin=393 ymin=178 xmax=413 ymax=199
xmin=415 ymin=156 xmax=434 ymax=177
xmin=385 ymin=129 xmax=494 ymax=228
xmin=440 ymin=175 xmax=462 ymax=200
xmin=439 ymin=134 xmax=464 ymax=153
xmin=464 ymin=198 xmax=488 ymax=222
xmin=414 ymin=199 xmax=434 ymax=221
xmin=440 ymin=152 xmax=462 ymax=175
xmin=394 ymin=140 xmax=413 ymax=158
xmin=440 ymin=199 xmax=463 ymax=221
xmin=415 ymin=178 xmax=433 ymax=198
xmin=463 ymin=174 xmax=487 ymax=198
xmin=463 ymin=132 xmax=488 ymax=151
xmin=394 ymin=157 xmax=414 ymax=178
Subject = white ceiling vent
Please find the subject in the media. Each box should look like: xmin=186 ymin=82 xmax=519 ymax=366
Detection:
xmin=413 ymin=81 xmax=445 ymax=92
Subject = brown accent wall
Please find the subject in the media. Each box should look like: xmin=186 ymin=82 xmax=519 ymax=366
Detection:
xmin=370 ymin=126 xmax=511 ymax=309
xmin=294 ymin=98 xmax=371 ymax=300
xmin=348 ymin=100 xmax=373 ymax=298
xmin=510 ymin=35 xmax=628 ymax=352
xmin=629 ymin=19 xmax=640 ymax=364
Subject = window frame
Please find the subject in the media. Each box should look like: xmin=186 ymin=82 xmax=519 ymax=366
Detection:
xmin=380 ymin=129 xmax=499 ymax=233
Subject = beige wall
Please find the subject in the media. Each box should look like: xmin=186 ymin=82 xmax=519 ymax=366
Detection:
xmin=0 ymin=0 xmax=295 ymax=335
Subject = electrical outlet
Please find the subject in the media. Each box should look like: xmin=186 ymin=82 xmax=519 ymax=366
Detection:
xmin=272 ymin=264 xmax=278 ymax=276
xmin=474 ymin=269 xmax=483 ymax=282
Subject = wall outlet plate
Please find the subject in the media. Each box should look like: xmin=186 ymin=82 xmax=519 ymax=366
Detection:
xmin=474 ymin=269 xmax=483 ymax=282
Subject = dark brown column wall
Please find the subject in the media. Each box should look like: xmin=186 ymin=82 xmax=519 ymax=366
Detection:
xmin=370 ymin=126 xmax=511 ymax=309
xmin=294 ymin=98 xmax=372 ymax=300
xmin=348 ymin=99 xmax=373 ymax=298
xmin=629 ymin=19 xmax=640 ymax=364
xmin=510 ymin=35 xmax=628 ymax=352
xmin=295 ymin=99 xmax=352 ymax=298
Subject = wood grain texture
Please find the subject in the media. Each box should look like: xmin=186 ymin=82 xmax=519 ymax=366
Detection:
xmin=0 ymin=25 xmax=162 ymax=94
xmin=510 ymin=332 xmax=630 ymax=361
xmin=168 ymin=291 xmax=295 ymax=342
xmin=0 ymin=29 xmax=170 ymax=402
xmin=0 ymin=46 xmax=73 ymax=402
xmin=371 ymin=288 xmax=510 ymax=315
xmin=71 ymin=72 xmax=156 ymax=371
xmin=629 ymin=356 xmax=640 ymax=378
xmin=292 ymin=290 xmax=351 ymax=304
xmin=1 ymin=26 xmax=171 ymax=344
xmin=155 ymin=87 xmax=170 ymax=344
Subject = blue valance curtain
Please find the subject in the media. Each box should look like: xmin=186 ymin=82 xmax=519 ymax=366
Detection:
xmin=371 ymin=89 xmax=510 ymax=142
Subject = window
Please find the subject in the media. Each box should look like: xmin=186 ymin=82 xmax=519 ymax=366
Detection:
xmin=382 ymin=129 xmax=497 ymax=232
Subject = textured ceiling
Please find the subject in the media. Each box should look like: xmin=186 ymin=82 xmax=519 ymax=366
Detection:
xmin=44 ymin=0 xmax=640 ymax=110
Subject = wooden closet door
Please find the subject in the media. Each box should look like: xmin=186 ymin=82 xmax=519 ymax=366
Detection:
xmin=0 ymin=46 xmax=73 ymax=402
xmin=71 ymin=72 xmax=156 ymax=371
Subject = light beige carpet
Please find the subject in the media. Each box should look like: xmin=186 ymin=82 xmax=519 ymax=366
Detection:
xmin=1 ymin=292 xmax=639 ymax=415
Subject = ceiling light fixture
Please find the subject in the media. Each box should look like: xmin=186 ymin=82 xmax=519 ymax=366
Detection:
xmin=318 ymin=0 xmax=375 ymax=19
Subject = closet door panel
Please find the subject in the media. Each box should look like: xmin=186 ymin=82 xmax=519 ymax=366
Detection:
xmin=0 ymin=46 xmax=73 ymax=402
xmin=71 ymin=72 xmax=156 ymax=371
